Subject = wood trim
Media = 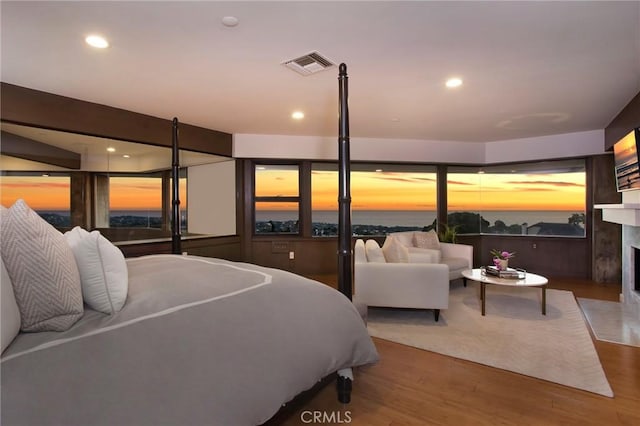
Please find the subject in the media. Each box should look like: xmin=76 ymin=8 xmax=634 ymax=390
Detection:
xmin=299 ymin=161 xmax=312 ymax=238
xmin=0 ymin=82 xmax=232 ymax=156
xmin=1 ymin=131 xmax=81 ymax=169
xmin=436 ymin=164 xmax=448 ymax=232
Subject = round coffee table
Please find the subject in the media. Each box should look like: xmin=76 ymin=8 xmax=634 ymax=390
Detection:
xmin=461 ymin=268 xmax=549 ymax=316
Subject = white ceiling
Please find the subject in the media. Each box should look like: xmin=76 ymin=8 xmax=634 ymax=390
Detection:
xmin=1 ymin=1 xmax=639 ymax=144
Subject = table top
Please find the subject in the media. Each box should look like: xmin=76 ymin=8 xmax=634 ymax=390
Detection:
xmin=461 ymin=268 xmax=548 ymax=287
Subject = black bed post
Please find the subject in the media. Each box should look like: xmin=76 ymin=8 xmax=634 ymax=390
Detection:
xmin=337 ymin=63 xmax=352 ymax=302
xmin=171 ymin=117 xmax=182 ymax=255
xmin=337 ymin=63 xmax=353 ymax=405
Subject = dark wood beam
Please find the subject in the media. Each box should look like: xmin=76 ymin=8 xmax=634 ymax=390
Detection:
xmin=0 ymin=82 xmax=232 ymax=157
xmin=1 ymin=130 xmax=81 ymax=169
xmin=605 ymin=90 xmax=640 ymax=151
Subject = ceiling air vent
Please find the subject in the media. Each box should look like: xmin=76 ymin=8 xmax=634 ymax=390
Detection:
xmin=282 ymin=51 xmax=335 ymax=76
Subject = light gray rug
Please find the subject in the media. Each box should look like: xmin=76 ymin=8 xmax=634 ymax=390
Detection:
xmin=577 ymin=298 xmax=640 ymax=348
xmin=367 ymin=284 xmax=614 ymax=397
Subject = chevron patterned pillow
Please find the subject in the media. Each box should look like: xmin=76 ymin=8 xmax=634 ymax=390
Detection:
xmin=0 ymin=200 xmax=83 ymax=332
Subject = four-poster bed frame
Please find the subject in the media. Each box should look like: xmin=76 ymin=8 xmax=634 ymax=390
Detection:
xmin=168 ymin=63 xmax=357 ymax=404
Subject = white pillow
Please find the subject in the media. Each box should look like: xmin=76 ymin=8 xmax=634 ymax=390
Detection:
xmin=389 ymin=231 xmax=415 ymax=248
xmin=1 ymin=200 xmax=84 ymax=332
xmin=365 ymin=239 xmax=386 ymax=263
xmin=65 ymin=227 xmax=128 ymax=314
xmin=382 ymin=235 xmax=409 ymax=263
xmin=1 ymin=256 xmax=21 ymax=353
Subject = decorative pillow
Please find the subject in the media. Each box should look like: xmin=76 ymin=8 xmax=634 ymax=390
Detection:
xmin=413 ymin=230 xmax=441 ymax=250
xmin=381 ymin=235 xmax=408 ymax=263
xmin=365 ymin=239 xmax=386 ymax=263
xmin=1 ymin=255 xmax=21 ymax=353
xmin=65 ymin=227 xmax=128 ymax=314
xmin=389 ymin=231 xmax=415 ymax=248
xmin=0 ymin=200 xmax=83 ymax=332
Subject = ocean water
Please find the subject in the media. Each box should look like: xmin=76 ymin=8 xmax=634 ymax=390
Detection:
xmin=38 ymin=210 xmax=163 ymax=218
xmin=40 ymin=209 xmax=582 ymax=227
xmin=258 ymin=210 xmax=582 ymax=227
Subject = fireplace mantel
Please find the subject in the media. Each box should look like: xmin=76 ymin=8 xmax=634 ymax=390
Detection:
xmin=594 ymin=203 xmax=640 ymax=226
xmin=595 ymin=191 xmax=640 ymax=226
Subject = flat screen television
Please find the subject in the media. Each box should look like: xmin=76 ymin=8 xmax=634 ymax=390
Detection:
xmin=613 ymin=127 xmax=640 ymax=192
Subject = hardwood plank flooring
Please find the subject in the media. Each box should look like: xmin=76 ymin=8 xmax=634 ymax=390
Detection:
xmin=273 ymin=276 xmax=640 ymax=425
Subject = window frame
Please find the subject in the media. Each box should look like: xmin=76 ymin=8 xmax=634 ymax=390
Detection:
xmin=446 ymin=159 xmax=587 ymax=237
xmin=253 ymin=162 xmax=302 ymax=236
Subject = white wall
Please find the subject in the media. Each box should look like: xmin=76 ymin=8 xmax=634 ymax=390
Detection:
xmin=484 ymin=130 xmax=606 ymax=163
xmin=233 ymin=130 xmax=607 ymax=164
xmin=187 ymin=161 xmax=236 ymax=236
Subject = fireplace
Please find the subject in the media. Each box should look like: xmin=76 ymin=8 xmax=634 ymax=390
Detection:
xmin=622 ymin=226 xmax=640 ymax=317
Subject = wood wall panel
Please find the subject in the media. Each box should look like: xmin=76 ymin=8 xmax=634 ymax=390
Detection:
xmin=591 ymin=154 xmax=622 ymax=283
xmin=0 ymin=82 xmax=232 ymax=156
xmin=117 ymin=236 xmax=241 ymax=260
xmin=250 ymin=238 xmax=339 ymax=276
xmin=604 ymin=90 xmax=640 ymax=150
xmin=473 ymin=235 xmax=590 ymax=278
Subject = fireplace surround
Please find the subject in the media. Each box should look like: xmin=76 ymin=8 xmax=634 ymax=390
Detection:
xmin=623 ymin=226 xmax=640 ymax=317
xmin=596 ymin=191 xmax=640 ymax=317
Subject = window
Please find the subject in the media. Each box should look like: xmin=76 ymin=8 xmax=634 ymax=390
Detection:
xmin=311 ymin=163 xmax=437 ymax=236
xmin=447 ymin=159 xmax=586 ymax=236
xmin=0 ymin=172 xmax=71 ymax=227
xmin=108 ymin=171 xmax=187 ymax=231
xmin=254 ymin=164 xmax=300 ymax=234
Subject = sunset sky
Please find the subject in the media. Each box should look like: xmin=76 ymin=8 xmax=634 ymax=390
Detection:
xmin=1 ymin=170 xmax=585 ymax=212
xmin=1 ymin=176 xmax=186 ymax=210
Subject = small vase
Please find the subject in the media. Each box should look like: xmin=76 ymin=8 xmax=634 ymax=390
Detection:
xmin=496 ymin=258 xmax=509 ymax=271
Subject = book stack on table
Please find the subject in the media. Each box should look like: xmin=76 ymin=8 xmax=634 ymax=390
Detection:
xmin=483 ymin=265 xmax=524 ymax=279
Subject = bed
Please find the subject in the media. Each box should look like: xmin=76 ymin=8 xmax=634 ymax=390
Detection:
xmin=1 ymin=251 xmax=378 ymax=425
xmin=2 ymin=63 xmax=373 ymax=425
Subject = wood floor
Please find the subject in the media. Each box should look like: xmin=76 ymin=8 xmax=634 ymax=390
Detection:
xmin=273 ymin=276 xmax=640 ymax=425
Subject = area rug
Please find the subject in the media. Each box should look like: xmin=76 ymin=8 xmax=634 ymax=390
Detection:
xmin=367 ymin=284 xmax=613 ymax=397
xmin=577 ymin=298 xmax=640 ymax=348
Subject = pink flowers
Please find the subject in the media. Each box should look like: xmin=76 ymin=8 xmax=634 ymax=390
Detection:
xmin=490 ymin=249 xmax=515 ymax=260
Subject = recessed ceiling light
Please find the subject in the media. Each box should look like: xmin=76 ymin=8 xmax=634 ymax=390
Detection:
xmin=375 ymin=169 xmax=383 ymax=172
xmin=123 ymin=154 xmax=130 ymax=158
xmin=445 ymin=77 xmax=463 ymax=88
xmin=106 ymin=147 xmax=116 ymax=152
xmin=291 ymin=111 xmax=305 ymax=120
xmin=222 ymin=16 xmax=239 ymax=27
xmin=85 ymin=35 xmax=109 ymax=49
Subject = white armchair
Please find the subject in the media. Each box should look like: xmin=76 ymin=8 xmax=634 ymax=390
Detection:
xmin=388 ymin=231 xmax=473 ymax=284
xmin=354 ymin=239 xmax=449 ymax=321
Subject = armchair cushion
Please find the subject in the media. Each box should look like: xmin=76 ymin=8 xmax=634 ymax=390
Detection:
xmin=407 ymin=247 xmax=441 ymax=263
xmin=413 ymin=230 xmax=441 ymax=250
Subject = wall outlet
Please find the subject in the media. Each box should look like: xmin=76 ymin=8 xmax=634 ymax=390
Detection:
xmin=532 ymin=243 xmax=537 ymax=249
xmin=182 ymin=251 xmax=188 ymax=256
xmin=289 ymin=251 xmax=295 ymax=260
